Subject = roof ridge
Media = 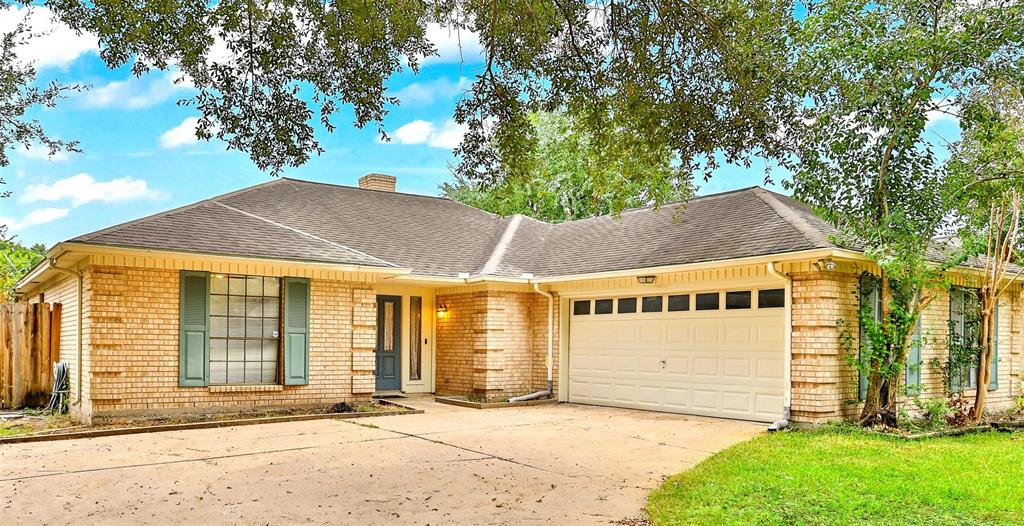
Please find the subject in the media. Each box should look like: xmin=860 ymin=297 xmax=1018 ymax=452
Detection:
xmin=72 ymin=178 xmax=289 ymax=243
xmin=211 ymin=201 xmax=399 ymax=268
xmin=750 ymin=188 xmax=832 ymax=248
xmin=477 ymin=214 xmax=525 ymax=276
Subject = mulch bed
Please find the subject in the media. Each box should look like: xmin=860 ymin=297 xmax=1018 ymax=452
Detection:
xmin=0 ymin=400 xmax=419 ymax=445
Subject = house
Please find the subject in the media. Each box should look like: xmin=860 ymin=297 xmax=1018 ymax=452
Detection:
xmin=17 ymin=174 xmax=1022 ymax=424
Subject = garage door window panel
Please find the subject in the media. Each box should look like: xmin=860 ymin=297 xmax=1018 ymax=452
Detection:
xmin=617 ymin=297 xmax=637 ymax=313
xmin=696 ymin=293 xmax=720 ymax=311
xmin=668 ymin=295 xmax=690 ymax=312
xmin=594 ymin=299 xmax=614 ymax=314
xmin=573 ymin=300 xmax=591 ymax=315
xmin=725 ymin=291 xmax=751 ymax=310
xmin=642 ymin=296 xmax=664 ymax=312
xmin=758 ymin=289 xmax=785 ymax=308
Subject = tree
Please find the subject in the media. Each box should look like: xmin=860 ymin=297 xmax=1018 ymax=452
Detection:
xmin=0 ymin=4 xmax=81 ymax=168
xmin=782 ymin=0 xmax=1024 ymax=425
xmin=0 ymin=0 xmax=795 ymax=188
xmin=0 ymin=238 xmax=45 ymax=301
xmin=441 ymin=112 xmax=691 ymax=222
xmin=947 ymin=84 xmax=1024 ymax=421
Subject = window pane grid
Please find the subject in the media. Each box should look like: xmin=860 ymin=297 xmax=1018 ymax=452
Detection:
xmin=209 ymin=274 xmax=280 ymax=384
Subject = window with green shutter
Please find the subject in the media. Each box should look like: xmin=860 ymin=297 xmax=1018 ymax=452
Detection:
xmin=858 ymin=273 xmax=882 ymax=401
xmin=179 ymin=272 xmax=300 ymax=387
xmin=905 ymin=315 xmax=922 ymax=396
xmin=179 ymin=271 xmax=210 ymax=386
xmin=949 ymin=286 xmax=981 ymax=392
xmin=283 ymin=277 xmax=310 ymax=385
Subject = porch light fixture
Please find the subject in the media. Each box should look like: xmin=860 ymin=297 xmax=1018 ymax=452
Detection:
xmin=437 ymin=303 xmax=448 ymax=318
xmin=813 ymin=257 xmax=837 ymax=272
xmin=637 ymin=275 xmax=656 ymax=285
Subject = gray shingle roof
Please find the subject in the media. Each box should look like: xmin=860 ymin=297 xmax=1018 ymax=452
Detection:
xmin=69 ymin=178 xmax=843 ymax=278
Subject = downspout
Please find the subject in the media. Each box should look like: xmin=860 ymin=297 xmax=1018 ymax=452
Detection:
xmin=766 ymin=262 xmax=792 ymax=431
xmin=49 ymin=259 xmax=83 ymax=407
xmin=509 ymin=283 xmax=554 ymax=402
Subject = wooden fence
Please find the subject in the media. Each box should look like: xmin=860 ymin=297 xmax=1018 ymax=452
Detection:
xmin=0 ymin=303 xmax=62 ymax=409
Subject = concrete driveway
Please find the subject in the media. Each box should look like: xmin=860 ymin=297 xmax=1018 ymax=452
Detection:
xmin=0 ymin=398 xmax=762 ymax=525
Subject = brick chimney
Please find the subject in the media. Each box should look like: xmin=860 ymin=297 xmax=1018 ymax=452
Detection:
xmin=358 ymin=173 xmax=397 ymax=192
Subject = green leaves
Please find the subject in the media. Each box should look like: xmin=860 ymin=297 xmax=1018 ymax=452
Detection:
xmin=48 ymin=0 xmax=434 ymax=173
xmin=0 ymin=8 xmax=82 ymax=169
xmin=442 ymin=111 xmax=692 ymax=222
xmin=0 ymin=238 xmax=45 ymax=301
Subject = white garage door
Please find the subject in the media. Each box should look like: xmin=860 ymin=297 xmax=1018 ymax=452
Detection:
xmin=568 ymin=289 xmax=785 ymax=422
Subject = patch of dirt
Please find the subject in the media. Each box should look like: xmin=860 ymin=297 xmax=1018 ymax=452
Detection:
xmin=0 ymin=410 xmax=78 ymax=437
xmin=3 ymin=400 xmax=407 ymax=438
xmin=96 ymin=400 xmax=405 ymax=428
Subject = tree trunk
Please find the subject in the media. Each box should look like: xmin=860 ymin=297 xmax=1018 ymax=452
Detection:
xmin=859 ymin=371 xmax=886 ymax=425
xmin=971 ymin=312 xmax=993 ymax=422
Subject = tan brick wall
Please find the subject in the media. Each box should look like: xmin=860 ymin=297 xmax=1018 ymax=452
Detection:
xmin=793 ymin=269 xmax=1023 ymax=424
xmin=790 ymin=270 xmax=860 ymax=423
xmin=80 ymin=266 xmax=373 ymax=422
xmin=917 ymin=287 xmax=1020 ymax=410
xmin=436 ymin=290 xmax=559 ymax=398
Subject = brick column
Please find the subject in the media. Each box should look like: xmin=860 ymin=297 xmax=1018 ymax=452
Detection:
xmin=790 ymin=270 xmax=859 ymax=423
xmin=350 ymin=286 xmax=376 ymax=394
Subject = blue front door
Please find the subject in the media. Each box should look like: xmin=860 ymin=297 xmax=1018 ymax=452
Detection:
xmin=375 ymin=296 xmax=402 ymax=391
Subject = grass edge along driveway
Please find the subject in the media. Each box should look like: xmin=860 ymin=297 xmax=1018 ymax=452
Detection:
xmin=647 ymin=428 xmax=1023 ymax=526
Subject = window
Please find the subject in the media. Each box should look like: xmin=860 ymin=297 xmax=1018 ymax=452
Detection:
xmin=758 ymin=289 xmax=785 ymax=308
xmin=858 ymin=274 xmax=882 ymax=400
xmin=642 ymin=296 xmax=663 ymax=312
xmin=595 ymin=299 xmax=614 ymax=314
xmin=667 ymin=294 xmax=690 ymax=312
xmin=725 ymin=291 xmax=751 ymax=310
xmin=617 ymin=297 xmax=637 ymax=313
xmin=695 ymin=293 xmax=719 ymax=311
xmin=949 ymin=286 xmax=981 ymax=391
xmin=209 ymin=274 xmax=281 ymax=385
xmin=410 ymin=296 xmax=422 ymax=381
xmin=573 ymin=300 xmax=591 ymax=315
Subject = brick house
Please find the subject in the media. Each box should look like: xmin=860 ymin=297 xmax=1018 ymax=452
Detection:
xmin=17 ymin=175 xmax=1022 ymax=424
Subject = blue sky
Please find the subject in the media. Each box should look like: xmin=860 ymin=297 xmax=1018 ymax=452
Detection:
xmin=0 ymin=6 xmax=963 ymax=249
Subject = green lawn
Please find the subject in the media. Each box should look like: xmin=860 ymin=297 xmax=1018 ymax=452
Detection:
xmin=647 ymin=428 xmax=1024 ymax=526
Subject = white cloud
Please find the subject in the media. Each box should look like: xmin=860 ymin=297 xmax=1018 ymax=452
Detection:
xmin=0 ymin=207 xmax=69 ymax=231
xmin=423 ymin=23 xmax=483 ymax=65
xmin=389 ymin=119 xmax=467 ymax=149
xmin=393 ymin=76 xmax=471 ymax=106
xmin=0 ymin=6 xmax=97 ymax=69
xmin=428 ymin=120 xmax=469 ymax=148
xmin=80 ymin=70 xmax=194 ymax=110
xmin=21 ymin=173 xmax=158 ymax=207
xmin=15 ymin=144 xmax=70 ymax=162
xmin=159 ymin=117 xmax=202 ymax=149
xmin=393 ymin=120 xmax=435 ymax=145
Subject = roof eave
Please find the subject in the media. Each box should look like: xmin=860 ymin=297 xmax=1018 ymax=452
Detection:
xmin=16 ymin=242 xmax=412 ymax=294
xmin=530 ymin=248 xmax=863 ymax=284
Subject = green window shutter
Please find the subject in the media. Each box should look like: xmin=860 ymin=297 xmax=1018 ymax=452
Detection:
xmin=905 ymin=315 xmax=922 ymax=395
xmin=990 ymin=303 xmax=999 ymax=391
xmin=179 ymin=271 xmax=210 ymax=387
xmin=283 ymin=277 xmax=310 ymax=385
xmin=858 ymin=274 xmax=881 ymax=401
xmin=949 ymin=288 xmax=963 ymax=392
